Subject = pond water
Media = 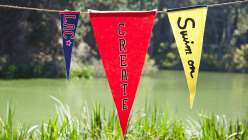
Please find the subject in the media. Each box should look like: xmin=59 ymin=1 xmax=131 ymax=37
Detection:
xmin=0 ymin=71 xmax=247 ymax=125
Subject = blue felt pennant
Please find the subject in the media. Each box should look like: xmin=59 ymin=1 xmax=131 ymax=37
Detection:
xmin=60 ymin=11 xmax=80 ymax=80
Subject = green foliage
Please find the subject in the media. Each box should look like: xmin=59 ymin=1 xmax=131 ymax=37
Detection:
xmin=231 ymin=44 xmax=248 ymax=72
xmin=0 ymin=63 xmax=96 ymax=79
xmin=142 ymin=55 xmax=158 ymax=75
xmin=199 ymin=115 xmax=248 ymax=140
xmin=154 ymin=42 xmax=180 ymax=69
xmin=0 ymin=101 xmax=248 ymax=140
xmin=70 ymin=65 xmax=94 ymax=79
xmin=32 ymin=65 xmax=44 ymax=77
xmin=5 ymin=65 xmax=17 ymax=79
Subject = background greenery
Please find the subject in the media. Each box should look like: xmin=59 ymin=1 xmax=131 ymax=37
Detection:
xmin=0 ymin=0 xmax=248 ymax=79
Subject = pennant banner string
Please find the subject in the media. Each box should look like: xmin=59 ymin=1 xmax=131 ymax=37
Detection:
xmin=0 ymin=0 xmax=247 ymax=13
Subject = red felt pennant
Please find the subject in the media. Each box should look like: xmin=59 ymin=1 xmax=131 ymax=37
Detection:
xmin=90 ymin=10 xmax=156 ymax=136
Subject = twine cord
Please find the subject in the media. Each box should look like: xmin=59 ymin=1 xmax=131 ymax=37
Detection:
xmin=0 ymin=0 xmax=247 ymax=13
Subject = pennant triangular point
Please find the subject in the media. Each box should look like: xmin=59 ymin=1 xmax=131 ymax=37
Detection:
xmin=189 ymin=91 xmax=195 ymax=109
xmin=90 ymin=10 xmax=156 ymax=136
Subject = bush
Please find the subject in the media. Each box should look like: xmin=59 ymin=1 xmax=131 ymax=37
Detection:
xmin=153 ymin=42 xmax=180 ymax=70
xmin=70 ymin=65 xmax=94 ymax=79
xmin=232 ymin=44 xmax=248 ymax=72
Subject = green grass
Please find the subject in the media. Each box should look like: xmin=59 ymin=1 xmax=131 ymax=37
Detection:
xmin=0 ymin=98 xmax=247 ymax=140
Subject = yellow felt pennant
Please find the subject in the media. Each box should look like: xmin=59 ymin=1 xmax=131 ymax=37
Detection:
xmin=167 ymin=7 xmax=208 ymax=108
